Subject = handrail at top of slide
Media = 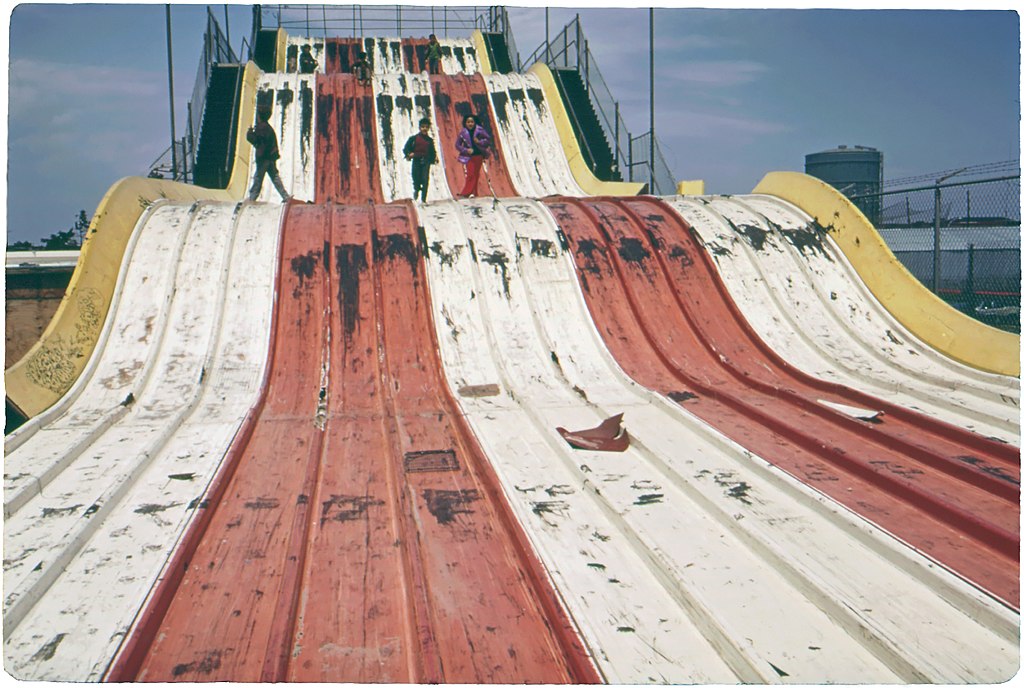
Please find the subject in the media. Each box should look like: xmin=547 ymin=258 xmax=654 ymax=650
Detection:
xmin=754 ymin=170 xmax=1019 ymax=377
xmin=6 ymin=61 xmax=265 ymax=420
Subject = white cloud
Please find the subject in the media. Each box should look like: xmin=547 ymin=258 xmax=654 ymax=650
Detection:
xmin=662 ymin=109 xmax=790 ymax=137
xmin=666 ymin=60 xmax=770 ymax=87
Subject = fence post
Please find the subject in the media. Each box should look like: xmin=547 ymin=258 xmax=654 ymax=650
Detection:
xmin=966 ymin=243 xmax=976 ymax=312
xmin=932 ymin=185 xmax=941 ymax=292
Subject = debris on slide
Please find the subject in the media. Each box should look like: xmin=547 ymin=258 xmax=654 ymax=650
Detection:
xmin=557 ymin=413 xmax=630 ymax=452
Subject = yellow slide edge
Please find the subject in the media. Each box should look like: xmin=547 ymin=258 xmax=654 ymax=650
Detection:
xmin=527 ymin=62 xmax=645 ymax=197
xmin=754 ymin=170 xmax=1019 ymax=377
xmin=6 ymin=62 xmax=264 ymax=419
xmin=471 ymin=30 xmax=492 ymax=76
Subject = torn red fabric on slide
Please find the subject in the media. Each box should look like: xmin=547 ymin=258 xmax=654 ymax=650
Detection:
xmin=557 ymin=413 xmax=630 ymax=452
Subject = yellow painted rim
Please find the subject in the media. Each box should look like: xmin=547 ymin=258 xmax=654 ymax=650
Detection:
xmin=6 ymin=62 xmax=265 ymax=419
xmin=527 ymin=62 xmax=644 ymax=197
xmin=753 ymin=171 xmax=1019 ymax=377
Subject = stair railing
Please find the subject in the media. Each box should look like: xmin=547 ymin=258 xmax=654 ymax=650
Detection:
xmin=523 ymin=14 xmax=675 ymax=193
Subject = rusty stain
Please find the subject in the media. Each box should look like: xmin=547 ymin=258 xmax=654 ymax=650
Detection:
xmin=458 ymin=383 xmax=500 ymax=397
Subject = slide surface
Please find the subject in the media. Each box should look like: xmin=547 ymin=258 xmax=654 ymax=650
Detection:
xmin=754 ymin=171 xmax=1020 ymax=376
xmin=6 ymin=28 xmax=1019 ymax=684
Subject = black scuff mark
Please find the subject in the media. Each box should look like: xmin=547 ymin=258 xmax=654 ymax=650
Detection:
xmin=432 ymin=83 xmax=452 ymax=115
xmin=480 ymin=250 xmax=512 ymax=298
xmin=276 ymin=87 xmax=294 ymax=130
xmin=135 ymin=502 xmax=183 ymax=515
xmin=471 ymin=94 xmax=492 ymax=131
xmin=423 ymin=489 xmax=480 ymax=525
xmin=957 ymin=456 xmax=1021 ymax=485
xmin=429 ymin=241 xmax=462 ymax=268
xmin=573 ymin=385 xmax=589 ymax=401
xmin=84 ymin=503 xmax=100 ymax=517
xmin=633 ymin=493 xmax=664 ymax=506
xmin=783 ymin=221 xmax=834 ymax=261
xmin=669 ymin=391 xmax=698 ymax=403
xmin=526 ymin=87 xmax=545 ymax=111
xmin=735 ymin=223 xmax=771 ymax=252
xmin=300 ymin=80 xmax=314 ymax=169
xmin=532 ymin=500 xmax=569 ymax=519
xmin=491 ymin=91 xmax=510 ymax=128
xmin=618 ymin=237 xmax=650 ymax=263
xmin=31 ymin=633 xmax=67 ymax=663
xmin=669 ymin=245 xmax=696 ymax=267
xmin=335 ymin=243 xmax=369 ymax=342
xmin=375 ymin=232 xmax=419 ymax=277
xmin=769 ymin=662 xmax=789 ymax=677
xmin=394 ymin=94 xmax=413 ymax=113
xmin=290 ymin=249 xmax=320 ymax=299
xmin=587 ymin=562 xmax=606 ymax=570
xmin=42 ymin=504 xmax=82 ymax=518
xmin=530 ymin=238 xmax=557 ymax=257
xmin=868 ymin=460 xmax=924 ymax=479
xmin=169 ymin=472 xmax=196 ymax=481
xmin=244 ymin=497 xmax=280 ymax=510
xmin=172 ymin=650 xmax=224 ymax=678
xmin=413 ymin=94 xmax=431 ymax=116
xmin=453 ymin=46 xmax=467 ymax=71
xmin=617 ymin=626 xmax=636 ymax=633
xmin=375 ymin=93 xmax=396 ymax=165
xmin=885 ymin=329 xmax=904 ymax=346
xmin=321 ymin=494 xmax=385 ymax=525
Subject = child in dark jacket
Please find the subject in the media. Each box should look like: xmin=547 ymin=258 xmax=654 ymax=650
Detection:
xmin=352 ymin=51 xmax=372 ymax=86
xmin=246 ymin=107 xmax=291 ymax=202
xmin=299 ymin=44 xmax=318 ymax=74
xmin=403 ymin=118 xmax=437 ymax=202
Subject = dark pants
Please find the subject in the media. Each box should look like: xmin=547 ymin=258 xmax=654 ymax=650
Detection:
xmin=248 ymin=159 xmax=289 ymax=201
xmin=428 ymin=57 xmax=440 ymax=75
xmin=411 ymin=158 xmax=431 ymax=202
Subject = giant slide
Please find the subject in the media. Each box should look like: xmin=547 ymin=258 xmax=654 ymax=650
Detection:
xmin=4 ymin=29 xmax=1019 ymax=683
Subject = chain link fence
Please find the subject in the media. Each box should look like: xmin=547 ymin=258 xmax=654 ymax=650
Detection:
xmin=851 ymin=175 xmax=1021 ymax=333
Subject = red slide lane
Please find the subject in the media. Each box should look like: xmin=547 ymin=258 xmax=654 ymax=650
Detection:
xmin=324 ymin=38 xmax=363 ymax=74
xmin=315 ymin=74 xmax=383 ymax=204
xmin=429 ymin=73 xmax=518 ymax=198
xmin=545 ymin=196 xmax=1020 ymax=608
xmin=112 ymin=204 xmax=599 ymax=683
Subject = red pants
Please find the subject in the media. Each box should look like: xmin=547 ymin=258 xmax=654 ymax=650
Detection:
xmin=460 ymin=155 xmax=484 ymax=196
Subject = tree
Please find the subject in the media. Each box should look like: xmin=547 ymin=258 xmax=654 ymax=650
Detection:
xmin=42 ymin=228 xmax=79 ymax=250
xmin=39 ymin=210 xmax=90 ymax=250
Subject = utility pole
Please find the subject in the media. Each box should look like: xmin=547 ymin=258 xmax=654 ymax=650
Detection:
xmin=649 ymin=8 xmax=655 ymax=194
xmin=165 ymin=5 xmax=178 ymax=181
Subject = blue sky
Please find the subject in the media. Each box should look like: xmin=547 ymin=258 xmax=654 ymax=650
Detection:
xmin=5 ymin=3 xmax=1020 ymax=244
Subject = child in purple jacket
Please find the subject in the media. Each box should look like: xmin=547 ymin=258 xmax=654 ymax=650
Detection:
xmin=454 ymin=114 xmax=491 ymax=197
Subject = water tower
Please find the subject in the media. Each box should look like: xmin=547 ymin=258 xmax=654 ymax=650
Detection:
xmin=805 ymin=145 xmax=883 ymax=226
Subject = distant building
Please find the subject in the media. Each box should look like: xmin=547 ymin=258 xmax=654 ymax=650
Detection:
xmin=805 ymin=145 xmax=883 ymax=225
